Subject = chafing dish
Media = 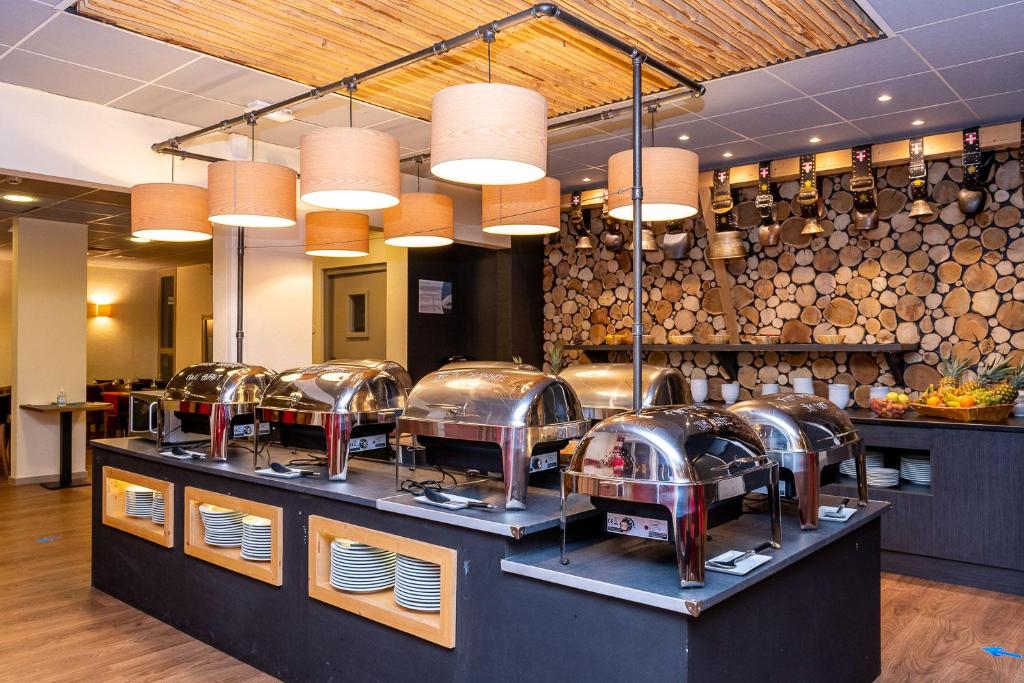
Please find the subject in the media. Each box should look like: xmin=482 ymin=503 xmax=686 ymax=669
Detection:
xmin=257 ymin=364 xmax=405 ymax=480
xmin=400 ymin=368 xmax=588 ymax=509
xmin=559 ymin=363 xmax=691 ymax=420
xmin=561 ymin=406 xmax=781 ymax=588
xmin=439 ymin=360 xmax=539 ymax=372
xmin=728 ymin=393 xmax=867 ymax=529
xmin=329 ymin=358 xmax=413 ymax=393
xmin=159 ymin=362 xmax=275 ymax=460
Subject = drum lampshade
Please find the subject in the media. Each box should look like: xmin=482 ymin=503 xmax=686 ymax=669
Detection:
xmin=481 ymin=177 xmax=560 ymax=235
xmin=131 ymin=183 xmax=212 ymax=242
xmin=607 ymin=147 xmax=699 ymax=221
xmin=304 ymin=211 xmax=369 ymax=257
xmin=300 ymin=127 xmax=400 ymax=210
xmin=208 ymin=160 xmax=296 ymax=228
xmin=383 ymin=193 xmax=454 ymax=247
xmin=430 ymin=83 xmax=547 ymax=185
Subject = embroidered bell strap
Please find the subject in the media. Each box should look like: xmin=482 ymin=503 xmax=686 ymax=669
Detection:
xmin=755 ymin=160 xmax=775 ymax=225
xmin=797 ymin=154 xmax=818 ymax=218
xmin=908 ymin=137 xmax=928 ymax=201
xmin=851 ymin=144 xmax=876 ymax=213
xmin=962 ymin=127 xmax=982 ymax=188
xmin=712 ymin=167 xmax=734 ymax=215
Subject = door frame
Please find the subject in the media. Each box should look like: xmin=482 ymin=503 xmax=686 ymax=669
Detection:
xmin=323 ymin=263 xmax=387 ymax=360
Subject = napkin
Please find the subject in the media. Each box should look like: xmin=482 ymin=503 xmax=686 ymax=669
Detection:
xmin=705 ymin=551 xmax=772 ymax=576
xmin=818 ymin=506 xmax=856 ymax=523
xmin=254 ymin=466 xmax=303 ymax=479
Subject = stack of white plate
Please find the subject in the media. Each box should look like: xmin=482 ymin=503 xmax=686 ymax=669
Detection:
xmin=198 ymin=503 xmax=245 ymax=547
xmin=839 ymin=452 xmax=885 ymax=478
xmin=150 ymin=492 xmax=165 ymax=525
xmin=900 ymin=456 xmax=932 ymax=486
xmin=240 ymin=515 xmax=272 ymax=562
xmin=330 ymin=540 xmax=395 ymax=592
xmin=865 ymin=467 xmax=900 ymax=488
xmin=394 ymin=555 xmax=441 ymax=612
xmin=125 ymin=486 xmax=154 ymax=518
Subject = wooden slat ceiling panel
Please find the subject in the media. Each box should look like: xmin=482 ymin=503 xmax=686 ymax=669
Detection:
xmin=77 ymin=0 xmax=880 ymax=119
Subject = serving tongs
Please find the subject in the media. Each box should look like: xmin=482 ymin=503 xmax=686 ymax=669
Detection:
xmin=821 ymin=497 xmax=851 ymax=519
xmin=707 ymin=540 xmax=774 ymax=568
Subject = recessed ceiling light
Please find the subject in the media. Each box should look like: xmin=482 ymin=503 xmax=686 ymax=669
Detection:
xmin=245 ymin=100 xmax=294 ymax=123
xmin=912 ymin=119 xmax=925 ymax=126
xmin=877 ymin=94 xmax=892 ymax=102
xmin=722 ymin=151 xmax=733 ymax=158
xmin=129 ymin=236 xmax=152 ymax=243
xmin=809 ymin=136 xmax=821 ymax=143
xmin=582 ymin=177 xmax=592 ymax=182
xmin=2 ymin=193 xmax=35 ymax=203
xmin=678 ymin=134 xmax=690 ymax=141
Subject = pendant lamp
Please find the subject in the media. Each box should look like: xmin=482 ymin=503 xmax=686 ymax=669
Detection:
xmin=300 ymin=127 xmax=400 ymax=210
xmin=431 ymin=82 xmax=547 ymax=185
xmin=304 ymin=211 xmax=369 ymax=257
xmin=383 ymin=193 xmax=454 ymax=247
xmin=131 ymin=182 xmax=212 ymax=242
xmin=607 ymin=146 xmax=699 ymax=221
xmin=481 ymin=177 xmax=560 ymax=235
xmin=208 ymin=160 xmax=296 ymax=228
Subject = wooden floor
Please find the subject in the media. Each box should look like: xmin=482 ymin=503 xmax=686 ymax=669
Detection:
xmin=1 ymin=480 xmax=1022 ymax=683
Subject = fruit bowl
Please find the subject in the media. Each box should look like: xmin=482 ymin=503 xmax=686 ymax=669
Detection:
xmin=870 ymin=399 xmax=909 ymax=418
xmin=910 ymin=402 xmax=1014 ymax=423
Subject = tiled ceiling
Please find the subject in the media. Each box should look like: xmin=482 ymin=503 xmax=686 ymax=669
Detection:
xmin=0 ymin=175 xmax=211 ymax=268
xmin=0 ymin=0 xmax=1020 ymax=196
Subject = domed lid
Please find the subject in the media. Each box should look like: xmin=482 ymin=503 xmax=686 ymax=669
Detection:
xmin=329 ymin=358 xmax=413 ymax=392
xmin=567 ymin=405 xmax=767 ymax=484
xmin=560 ymin=363 xmax=690 ymax=417
xmin=164 ymin=362 xmax=275 ymax=405
xmin=728 ymin=393 xmax=859 ymax=454
xmin=260 ymin=364 xmax=406 ymax=416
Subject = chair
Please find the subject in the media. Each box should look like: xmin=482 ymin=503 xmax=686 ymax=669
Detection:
xmin=0 ymin=393 xmax=11 ymax=478
xmin=101 ymin=391 xmax=129 ymax=438
xmin=86 ymin=384 xmax=105 ymax=439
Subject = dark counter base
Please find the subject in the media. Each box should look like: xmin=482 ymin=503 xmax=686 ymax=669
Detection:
xmin=93 ymin=445 xmax=882 ymax=683
xmin=882 ymin=551 xmax=1024 ymax=596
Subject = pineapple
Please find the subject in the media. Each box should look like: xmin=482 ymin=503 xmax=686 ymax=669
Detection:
xmin=990 ymin=362 xmax=1024 ymax=405
xmin=938 ymin=354 xmax=968 ymax=390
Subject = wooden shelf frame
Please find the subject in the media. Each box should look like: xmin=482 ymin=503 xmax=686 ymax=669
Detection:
xmin=308 ymin=516 xmax=457 ymax=649
xmin=565 ymin=342 xmax=919 ymax=384
xmin=101 ymin=466 xmax=174 ymax=547
xmin=184 ymin=486 xmax=283 ymax=586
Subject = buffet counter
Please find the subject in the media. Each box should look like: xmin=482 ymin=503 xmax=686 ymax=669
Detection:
xmin=92 ymin=437 xmax=887 ymax=682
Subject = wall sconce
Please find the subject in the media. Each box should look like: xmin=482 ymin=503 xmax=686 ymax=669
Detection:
xmin=88 ymin=303 xmax=114 ymax=318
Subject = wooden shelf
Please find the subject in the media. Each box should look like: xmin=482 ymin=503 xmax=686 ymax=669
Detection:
xmin=184 ymin=487 xmax=283 ymax=586
xmin=101 ymin=466 xmax=174 ymax=547
xmin=565 ymin=343 xmax=919 ymax=384
xmin=308 ymin=516 xmax=456 ymax=649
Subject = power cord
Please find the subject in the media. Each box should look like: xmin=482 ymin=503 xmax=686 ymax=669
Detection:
xmin=399 ymin=464 xmax=459 ymax=496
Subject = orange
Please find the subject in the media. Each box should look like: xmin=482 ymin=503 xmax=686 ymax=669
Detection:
xmin=959 ymin=396 xmax=976 ymax=408
xmin=926 ymin=396 xmax=941 ymax=407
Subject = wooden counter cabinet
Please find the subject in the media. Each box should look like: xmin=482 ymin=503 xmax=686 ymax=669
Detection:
xmin=101 ymin=466 xmax=174 ymax=547
xmin=308 ymin=516 xmax=457 ymax=649
xmin=183 ymin=486 xmax=283 ymax=586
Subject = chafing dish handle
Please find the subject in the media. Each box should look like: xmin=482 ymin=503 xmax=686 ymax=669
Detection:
xmin=711 ymin=455 xmax=767 ymax=472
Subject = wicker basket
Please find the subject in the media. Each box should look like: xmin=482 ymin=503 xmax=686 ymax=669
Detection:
xmin=910 ymin=402 xmax=1014 ymax=423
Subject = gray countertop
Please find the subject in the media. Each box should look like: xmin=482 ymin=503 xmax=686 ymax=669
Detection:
xmin=501 ymin=496 xmax=889 ymax=617
xmin=93 ymin=437 xmax=594 ymax=538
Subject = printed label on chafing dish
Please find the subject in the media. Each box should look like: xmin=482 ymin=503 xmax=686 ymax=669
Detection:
xmin=232 ymin=423 xmax=270 ymax=438
xmin=606 ymin=513 xmax=669 ymax=541
xmin=347 ymin=434 xmax=387 ymax=453
xmin=528 ymin=452 xmax=558 ymax=473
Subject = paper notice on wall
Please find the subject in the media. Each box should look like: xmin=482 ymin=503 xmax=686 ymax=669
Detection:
xmin=418 ymin=279 xmax=452 ymax=315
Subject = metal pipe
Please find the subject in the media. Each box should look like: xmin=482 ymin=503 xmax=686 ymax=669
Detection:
xmin=631 ymin=53 xmax=644 ymax=413
xmin=150 ymin=3 xmax=703 ymax=156
xmin=236 ymin=226 xmax=244 ymax=362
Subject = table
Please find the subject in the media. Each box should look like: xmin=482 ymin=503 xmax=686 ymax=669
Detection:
xmin=20 ymin=402 xmax=111 ymax=489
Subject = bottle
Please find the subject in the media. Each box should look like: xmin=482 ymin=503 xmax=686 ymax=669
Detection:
xmin=56 ymin=388 xmax=67 ymax=406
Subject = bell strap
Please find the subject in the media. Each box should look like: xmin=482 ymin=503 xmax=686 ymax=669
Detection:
xmin=797 ymin=154 xmax=818 ymax=218
xmin=908 ymin=137 xmax=928 ymax=201
xmin=851 ymin=144 xmax=876 ymax=212
xmin=962 ymin=127 xmax=982 ymax=188
xmin=755 ymin=160 xmax=775 ymax=225
xmin=712 ymin=168 xmax=734 ymax=214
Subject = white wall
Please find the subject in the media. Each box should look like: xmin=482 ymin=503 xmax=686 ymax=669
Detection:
xmin=175 ymin=263 xmax=213 ymax=371
xmin=12 ymin=217 xmax=87 ymax=483
xmin=86 ymin=265 xmax=159 ymax=381
xmin=0 ymin=259 xmax=12 ymax=387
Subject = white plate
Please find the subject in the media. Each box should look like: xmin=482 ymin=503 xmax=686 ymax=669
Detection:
xmin=205 ymin=540 xmax=242 ymax=548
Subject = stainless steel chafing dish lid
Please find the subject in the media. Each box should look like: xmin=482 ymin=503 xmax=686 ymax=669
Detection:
xmin=403 ymin=368 xmax=583 ymax=427
xmin=163 ymin=362 xmax=275 ymax=405
xmin=567 ymin=405 xmax=768 ymax=485
xmin=727 ymin=393 xmax=860 ymax=453
xmin=259 ymin=364 xmax=405 ymax=416
xmin=559 ymin=363 xmax=690 ymax=418
xmin=439 ymin=360 xmax=539 ymax=372
xmin=329 ymin=358 xmax=412 ymax=393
